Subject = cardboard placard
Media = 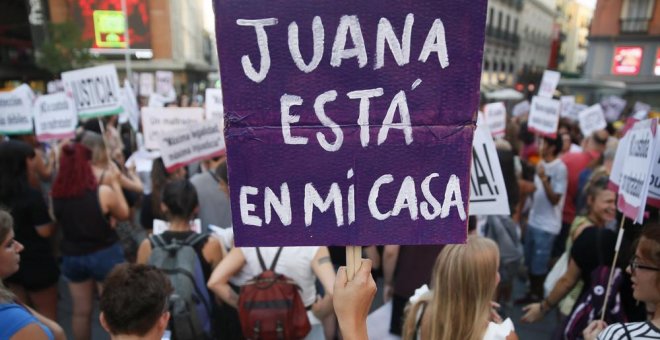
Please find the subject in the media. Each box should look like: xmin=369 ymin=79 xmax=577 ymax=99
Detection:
xmin=33 ymin=92 xmax=78 ymax=141
xmin=617 ymin=118 xmax=657 ymax=223
xmin=122 ymin=80 xmax=140 ymax=131
xmin=538 ymin=70 xmax=560 ymax=98
xmin=468 ymin=124 xmax=510 ymax=215
xmin=141 ymin=107 xmax=204 ymax=150
xmin=560 ymin=95 xmax=576 ymax=120
xmin=483 ymin=102 xmax=506 ymax=138
xmin=633 ymin=101 xmax=651 ymax=120
xmin=155 ymin=71 xmax=175 ymax=97
xmin=600 ymin=95 xmax=627 ymax=122
xmin=139 ymin=72 xmax=154 ymax=96
xmin=0 ymin=85 xmax=34 ymax=135
xmin=528 ymin=96 xmax=561 ymax=138
xmin=214 ymin=0 xmax=487 ymax=246
xmin=512 ymin=100 xmax=530 ymax=117
xmin=159 ymin=119 xmax=226 ymax=172
xmin=205 ymin=88 xmax=224 ymax=121
xmin=62 ymin=64 xmax=123 ymax=118
xmin=578 ymin=104 xmax=607 ymax=138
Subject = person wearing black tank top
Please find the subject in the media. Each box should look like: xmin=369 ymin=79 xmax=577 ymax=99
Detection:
xmin=52 ymin=143 xmax=130 ymax=340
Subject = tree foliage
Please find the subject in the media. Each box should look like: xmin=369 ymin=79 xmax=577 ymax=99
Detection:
xmin=36 ymin=22 xmax=101 ymax=76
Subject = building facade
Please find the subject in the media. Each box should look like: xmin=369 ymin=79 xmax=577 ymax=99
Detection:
xmin=582 ymin=0 xmax=660 ymax=105
xmin=556 ymin=0 xmax=593 ymax=74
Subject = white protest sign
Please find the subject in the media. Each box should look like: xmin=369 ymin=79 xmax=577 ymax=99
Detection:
xmin=205 ymin=88 xmax=224 ymax=121
xmin=528 ymin=96 xmax=561 ymax=137
xmin=617 ymin=118 xmax=657 ymax=223
xmin=159 ymin=119 xmax=226 ymax=172
xmin=0 ymin=86 xmax=34 ymax=135
xmin=122 ymin=80 xmax=140 ymax=131
xmin=633 ymin=101 xmax=651 ymax=120
xmin=538 ymin=70 xmax=561 ymax=98
xmin=483 ymin=102 xmax=506 ymax=138
xmin=33 ymin=92 xmax=77 ymax=141
xmin=512 ymin=100 xmax=530 ymax=117
xmin=141 ymin=107 xmax=204 ymax=150
xmin=62 ymin=64 xmax=123 ymax=118
xmin=47 ymin=80 xmax=64 ymax=94
xmin=609 ymin=134 xmax=629 ymax=191
xmin=469 ymin=124 xmax=510 ymax=215
xmin=600 ymin=95 xmax=627 ymax=122
xmin=139 ymin=73 xmax=154 ymax=96
xmin=560 ymin=96 xmax=576 ymax=120
xmin=578 ymin=104 xmax=607 ymax=138
xmin=646 ymin=131 xmax=660 ymax=208
xmin=155 ymin=71 xmax=175 ymax=97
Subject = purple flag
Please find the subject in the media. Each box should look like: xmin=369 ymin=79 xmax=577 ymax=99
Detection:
xmin=214 ymin=0 xmax=487 ymax=246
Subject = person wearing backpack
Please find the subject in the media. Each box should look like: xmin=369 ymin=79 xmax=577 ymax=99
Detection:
xmin=208 ymin=245 xmax=336 ymax=339
xmin=520 ymin=217 xmax=634 ymax=338
xmin=583 ymin=224 xmax=660 ymax=339
xmin=137 ymin=179 xmax=224 ymax=339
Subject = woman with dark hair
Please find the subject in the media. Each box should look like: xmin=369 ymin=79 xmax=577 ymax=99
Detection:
xmin=0 ymin=209 xmax=65 ymax=340
xmin=140 ymin=158 xmax=186 ymax=232
xmin=0 ymin=140 xmax=59 ymax=321
xmin=52 ymin=142 xmax=130 ymax=340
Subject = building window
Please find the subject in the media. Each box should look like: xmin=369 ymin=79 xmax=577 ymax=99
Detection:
xmin=484 ymin=59 xmax=490 ymax=71
xmin=514 ymin=19 xmax=518 ymax=34
xmin=621 ymin=0 xmax=655 ymax=33
xmin=506 ymin=15 xmax=510 ymax=33
xmin=501 ymin=60 xmax=506 ymax=71
xmin=489 ymin=8 xmax=494 ymax=26
xmin=498 ymin=11 xmax=503 ymax=30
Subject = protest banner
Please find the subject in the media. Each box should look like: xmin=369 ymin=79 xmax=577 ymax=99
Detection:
xmin=538 ymin=70 xmax=560 ymax=98
xmin=578 ymin=104 xmax=607 ymax=138
xmin=512 ymin=100 xmax=530 ymax=117
xmin=214 ymin=0 xmax=487 ymax=246
xmin=560 ymin=95 xmax=576 ymax=120
xmin=633 ymin=101 xmax=651 ymax=120
xmin=0 ymin=85 xmax=34 ymax=135
xmin=122 ymin=80 xmax=140 ymax=131
xmin=155 ymin=71 xmax=175 ymax=97
xmin=158 ymin=119 xmax=226 ymax=172
xmin=528 ymin=96 xmax=561 ymax=138
xmin=33 ymin=92 xmax=77 ymax=141
xmin=47 ymin=80 xmax=64 ymax=94
xmin=600 ymin=95 xmax=627 ymax=122
xmin=205 ymin=88 xmax=224 ymax=121
xmin=483 ymin=102 xmax=506 ymax=138
xmin=468 ymin=124 xmax=510 ymax=216
xmin=139 ymin=72 xmax=154 ymax=96
xmin=617 ymin=118 xmax=657 ymax=223
xmin=62 ymin=64 xmax=123 ymax=118
xmin=141 ymin=107 xmax=204 ymax=150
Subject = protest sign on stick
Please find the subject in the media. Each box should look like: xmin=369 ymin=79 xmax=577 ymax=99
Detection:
xmin=538 ymin=70 xmax=560 ymax=98
xmin=122 ymin=80 xmax=140 ymax=131
xmin=483 ymin=102 xmax=506 ymax=138
xmin=616 ymin=118 xmax=657 ymax=223
xmin=468 ymin=124 xmax=510 ymax=216
xmin=528 ymin=96 xmax=561 ymax=138
xmin=139 ymin=73 xmax=154 ymax=96
xmin=600 ymin=95 xmax=627 ymax=122
xmin=155 ymin=71 xmax=175 ymax=97
xmin=633 ymin=101 xmax=651 ymax=120
xmin=0 ymin=85 xmax=34 ymax=135
xmin=578 ymin=104 xmax=607 ymax=138
xmin=159 ymin=119 xmax=226 ymax=172
xmin=141 ymin=107 xmax=204 ymax=150
xmin=512 ymin=100 xmax=530 ymax=118
xmin=33 ymin=92 xmax=78 ymax=141
xmin=560 ymin=95 xmax=576 ymax=120
xmin=214 ymin=0 xmax=487 ymax=247
xmin=62 ymin=64 xmax=123 ymax=118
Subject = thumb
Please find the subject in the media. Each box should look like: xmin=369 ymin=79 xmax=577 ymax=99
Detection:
xmin=335 ymin=266 xmax=348 ymax=288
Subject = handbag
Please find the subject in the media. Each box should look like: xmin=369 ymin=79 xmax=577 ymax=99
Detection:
xmin=543 ymin=251 xmax=568 ymax=297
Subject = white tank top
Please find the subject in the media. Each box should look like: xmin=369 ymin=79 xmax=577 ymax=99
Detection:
xmin=230 ymin=246 xmax=320 ymax=307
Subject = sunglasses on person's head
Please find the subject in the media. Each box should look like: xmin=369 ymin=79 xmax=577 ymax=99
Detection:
xmin=629 ymin=258 xmax=660 ymax=274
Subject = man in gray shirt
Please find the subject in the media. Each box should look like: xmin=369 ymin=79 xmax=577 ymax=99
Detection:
xmin=190 ymin=157 xmax=232 ymax=232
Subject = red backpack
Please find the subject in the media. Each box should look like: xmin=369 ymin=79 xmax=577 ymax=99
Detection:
xmin=238 ymin=247 xmax=311 ymax=340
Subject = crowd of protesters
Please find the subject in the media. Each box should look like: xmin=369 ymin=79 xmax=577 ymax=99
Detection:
xmin=1 ymin=92 xmax=660 ymax=340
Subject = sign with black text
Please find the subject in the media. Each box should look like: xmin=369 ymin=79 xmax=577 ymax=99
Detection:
xmin=528 ymin=96 xmax=561 ymax=138
xmin=33 ymin=92 xmax=78 ymax=141
xmin=469 ymin=124 xmax=510 ymax=215
xmin=159 ymin=120 xmax=226 ymax=172
xmin=62 ymin=64 xmax=123 ymax=118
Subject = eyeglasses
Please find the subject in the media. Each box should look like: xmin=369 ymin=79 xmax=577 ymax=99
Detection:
xmin=629 ymin=258 xmax=660 ymax=275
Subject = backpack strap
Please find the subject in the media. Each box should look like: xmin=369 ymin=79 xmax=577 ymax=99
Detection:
xmin=256 ymin=247 xmax=284 ymax=272
xmin=149 ymin=234 xmax=167 ymax=249
xmin=182 ymin=232 xmax=208 ymax=247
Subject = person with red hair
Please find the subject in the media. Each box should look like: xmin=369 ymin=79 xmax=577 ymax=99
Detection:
xmin=51 ymin=142 xmax=129 ymax=340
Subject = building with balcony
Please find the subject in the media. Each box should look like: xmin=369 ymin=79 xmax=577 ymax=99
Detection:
xmin=580 ymin=0 xmax=660 ymax=105
xmin=556 ymin=0 xmax=593 ymax=74
xmin=481 ymin=0 xmax=524 ymax=89
xmin=516 ymin=0 xmax=557 ymax=87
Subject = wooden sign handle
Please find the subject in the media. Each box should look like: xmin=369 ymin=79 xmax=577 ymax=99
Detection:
xmin=346 ymin=246 xmax=362 ymax=281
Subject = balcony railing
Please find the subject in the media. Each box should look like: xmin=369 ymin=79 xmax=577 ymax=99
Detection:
xmin=486 ymin=26 xmax=520 ymax=49
xmin=620 ymin=18 xmax=650 ymax=33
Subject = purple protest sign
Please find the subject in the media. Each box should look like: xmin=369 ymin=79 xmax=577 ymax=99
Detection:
xmin=214 ymin=0 xmax=487 ymax=246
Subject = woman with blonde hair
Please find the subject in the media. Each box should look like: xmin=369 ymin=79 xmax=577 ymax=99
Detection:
xmin=403 ymin=236 xmax=518 ymax=340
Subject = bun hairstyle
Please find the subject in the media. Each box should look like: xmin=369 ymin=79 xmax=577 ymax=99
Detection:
xmin=161 ymin=179 xmax=198 ymax=220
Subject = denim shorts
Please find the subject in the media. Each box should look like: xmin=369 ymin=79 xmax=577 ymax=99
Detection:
xmin=524 ymin=225 xmax=557 ymax=276
xmin=62 ymin=243 xmax=125 ymax=283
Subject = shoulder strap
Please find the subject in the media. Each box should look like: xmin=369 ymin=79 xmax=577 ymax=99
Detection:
xmin=149 ymin=234 xmax=167 ymax=249
xmin=182 ymin=232 xmax=207 ymax=247
xmin=256 ymin=247 xmax=284 ymax=272
xmin=208 ymin=170 xmax=220 ymax=183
